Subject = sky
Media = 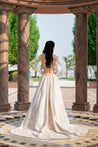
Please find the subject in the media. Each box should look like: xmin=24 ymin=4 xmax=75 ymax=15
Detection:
xmin=33 ymin=13 xmax=75 ymax=72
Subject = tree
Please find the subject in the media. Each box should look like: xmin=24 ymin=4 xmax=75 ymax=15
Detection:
xmin=72 ymin=12 xmax=97 ymax=65
xmin=63 ymin=54 xmax=75 ymax=78
xmin=29 ymin=15 xmax=40 ymax=61
xmin=88 ymin=12 xmax=97 ymax=65
xmin=29 ymin=55 xmax=38 ymax=77
xmin=8 ymin=13 xmax=40 ymax=65
xmin=8 ymin=12 xmax=18 ymax=65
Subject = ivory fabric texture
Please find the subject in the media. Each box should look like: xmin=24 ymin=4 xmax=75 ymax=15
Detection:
xmin=10 ymin=54 xmax=88 ymax=139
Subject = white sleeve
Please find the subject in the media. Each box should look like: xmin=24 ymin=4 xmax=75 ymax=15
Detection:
xmin=36 ymin=55 xmax=43 ymax=75
xmin=54 ymin=55 xmax=61 ymax=75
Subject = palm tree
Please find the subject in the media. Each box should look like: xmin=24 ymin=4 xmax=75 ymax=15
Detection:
xmin=63 ymin=54 xmax=75 ymax=78
xmin=29 ymin=55 xmax=38 ymax=77
xmin=88 ymin=65 xmax=97 ymax=79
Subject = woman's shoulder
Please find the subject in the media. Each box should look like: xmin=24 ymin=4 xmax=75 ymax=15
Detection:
xmin=53 ymin=54 xmax=58 ymax=57
xmin=53 ymin=54 xmax=57 ymax=58
xmin=53 ymin=54 xmax=56 ymax=57
xmin=53 ymin=54 xmax=58 ymax=60
xmin=39 ymin=54 xmax=57 ymax=60
xmin=38 ymin=54 xmax=44 ymax=59
xmin=39 ymin=53 xmax=45 ymax=57
xmin=38 ymin=54 xmax=43 ymax=57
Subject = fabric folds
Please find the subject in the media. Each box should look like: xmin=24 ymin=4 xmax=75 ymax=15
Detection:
xmin=10 ymin=73 xmax=88 ymax=139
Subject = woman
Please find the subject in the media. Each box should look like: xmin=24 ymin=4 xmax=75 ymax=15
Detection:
xmin=10 ymin=40 xmax=88 ymax=139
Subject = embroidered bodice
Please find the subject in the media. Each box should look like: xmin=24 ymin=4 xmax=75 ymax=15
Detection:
xmin=36 ymin=54 xmax=61 ymax=75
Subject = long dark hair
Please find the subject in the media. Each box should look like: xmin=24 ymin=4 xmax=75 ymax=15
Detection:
xmin=42 ymin=40 xmax=55 ymax=68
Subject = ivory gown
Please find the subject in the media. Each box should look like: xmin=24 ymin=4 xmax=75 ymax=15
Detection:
xmin=10 ymin=54 xmax=88 ymax=139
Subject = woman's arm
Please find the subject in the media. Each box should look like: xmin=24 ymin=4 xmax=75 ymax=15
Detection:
xmin=54 ymin=55 xmax=61 ymax=75
xmin=36 ymin=55 xmax=43 ymax=75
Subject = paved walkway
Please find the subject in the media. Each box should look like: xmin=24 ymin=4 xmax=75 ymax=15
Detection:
xmin=30 ymin=79 xmax=76 ymax=87
xmin=9 ymin=79 xmax=96 ymax=111
xmin=29 ymin=79 xmax=89 ymax=87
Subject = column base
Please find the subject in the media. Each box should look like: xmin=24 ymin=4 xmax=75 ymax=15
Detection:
xmin=14 ymin=101 xmax=31 ymax=111
xmin=0 ymin=103 xmax=11 ymax=112
xmin=93 ymin=104 xmax=98 ymax=113
xmin=72 ymin=102 xmax=90 ymax=111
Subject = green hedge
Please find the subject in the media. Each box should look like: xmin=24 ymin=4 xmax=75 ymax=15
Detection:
xmin=8 ymin=70 xmax=18 ymax=81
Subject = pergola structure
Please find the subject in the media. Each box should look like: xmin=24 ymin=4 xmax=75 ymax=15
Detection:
xmin=0 ymin=0 xmax=98 ymax=113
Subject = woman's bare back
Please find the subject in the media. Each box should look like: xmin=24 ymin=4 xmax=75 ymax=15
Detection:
xmin=40 ymin=54 xmax=56 ymax=73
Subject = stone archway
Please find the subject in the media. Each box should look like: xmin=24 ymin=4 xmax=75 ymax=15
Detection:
xmin=0 ymin=1 xmax=98 ymax=113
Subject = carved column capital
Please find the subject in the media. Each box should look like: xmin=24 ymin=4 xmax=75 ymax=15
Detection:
xmin=91 ymin=4 xmax=98 ymax=13
xmin=69 ymin=5 xmax=94 ymax=15
xmin=0 ymin=3 xmax=15 ymax=12
xmin=13 ymin=6 xmax=37 ymax=16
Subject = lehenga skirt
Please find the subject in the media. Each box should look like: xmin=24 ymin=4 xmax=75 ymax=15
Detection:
xmin=10 ymin=73 xmax=88 ymax=139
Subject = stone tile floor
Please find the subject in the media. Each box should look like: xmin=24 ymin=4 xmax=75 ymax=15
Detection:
xmin=2 ymin=80 xmax=98 ymax=146
xmin=0 ymin=109 xmax=98 ymax=147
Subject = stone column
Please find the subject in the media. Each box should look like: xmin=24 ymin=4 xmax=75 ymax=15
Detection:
xmin=0 ymin=4 xmax=13 ymax=112
xmin=70 ymin=8 xmax=90 ymax=111
xmin=93 ymin=13 xmax=98 ymax=113
xmin=13 ymin=7 xmax=35 ymax=111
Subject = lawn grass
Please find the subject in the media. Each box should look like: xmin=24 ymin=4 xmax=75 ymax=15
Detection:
xmin=30 ymin=77 xmax=75 ymax=81
xmin=30 ymin=77 xmax=40 ymax=81
xmin=59 ymin=77 xmax=75 ymax=81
